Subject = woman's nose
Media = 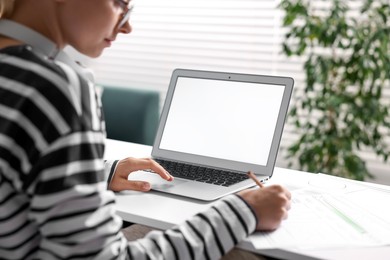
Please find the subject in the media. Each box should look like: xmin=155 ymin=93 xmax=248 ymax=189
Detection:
xmin=119 ymin=20 xmax=132 ymax=34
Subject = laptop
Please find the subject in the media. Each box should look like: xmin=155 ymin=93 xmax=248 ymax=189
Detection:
xmin=128 ymin=69 xmax=294 ymax=201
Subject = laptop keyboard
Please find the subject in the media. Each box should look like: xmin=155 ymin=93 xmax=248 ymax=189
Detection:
xmin=154 ymin=159 xmax=249 ymax=187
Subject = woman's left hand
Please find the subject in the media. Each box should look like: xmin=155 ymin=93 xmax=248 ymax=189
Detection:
xmin=109 ymin=157 xmax=173 ymax=192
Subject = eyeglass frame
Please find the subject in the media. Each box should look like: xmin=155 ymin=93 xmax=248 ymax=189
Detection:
xmin=114 ymin=0 xmax=133 ymax=29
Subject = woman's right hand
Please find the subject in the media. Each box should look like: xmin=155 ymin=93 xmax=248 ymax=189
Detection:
xmin=237 ymin=185 xmax=291 ymax=231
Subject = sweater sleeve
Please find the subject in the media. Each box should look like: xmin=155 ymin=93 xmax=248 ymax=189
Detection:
xmin=31 ymin=142 xmax=256 ymax=260
xmin=0 ymin=46 xmax=258 ymax=260
xmin=104 ymin=159 xmax=119 ymax=188
xmin=30 ymin=138 xmax=257 ymax=260
xmin=102 ymin=161 xmax=257 ymax=259
xmin=102 ymin=163 xmax=257 ymax=259
xmin=125 ymin=194 xmax=257 ymax=260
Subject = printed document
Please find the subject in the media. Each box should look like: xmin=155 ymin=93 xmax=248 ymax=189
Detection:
xmin=251 ymin=174 xmax=390 ymax=250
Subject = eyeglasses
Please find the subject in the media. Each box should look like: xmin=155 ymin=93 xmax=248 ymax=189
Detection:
xmin=114 ymin=0 xmax=133 ymax=29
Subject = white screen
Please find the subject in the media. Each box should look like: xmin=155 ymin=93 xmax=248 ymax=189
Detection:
xmin=159 ymin=77 xmax=285 ymax=165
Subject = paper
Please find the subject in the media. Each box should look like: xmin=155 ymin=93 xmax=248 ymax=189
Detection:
xmin=251 ymin=174 xmax=390 ymax=250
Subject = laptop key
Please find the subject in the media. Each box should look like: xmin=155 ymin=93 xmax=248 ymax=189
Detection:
xmin=154 ymin=159 xmax=248 ymax=187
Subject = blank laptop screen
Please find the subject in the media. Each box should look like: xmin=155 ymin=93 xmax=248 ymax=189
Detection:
xmin=159 ymin=77 xmax=285 ymax=166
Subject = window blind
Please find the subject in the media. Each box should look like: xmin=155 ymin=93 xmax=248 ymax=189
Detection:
xmin=78 ymin=0 xmax=389 ymax=183
xmin=86 ymin=0 xmax=300 ymax=88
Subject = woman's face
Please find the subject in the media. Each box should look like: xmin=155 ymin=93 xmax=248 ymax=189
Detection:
xmin=58 ymin=0 xmax=132 ymax=58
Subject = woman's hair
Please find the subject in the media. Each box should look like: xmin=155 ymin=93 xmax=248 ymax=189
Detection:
xmin=0 ymin=0 xmax=15 ymax=19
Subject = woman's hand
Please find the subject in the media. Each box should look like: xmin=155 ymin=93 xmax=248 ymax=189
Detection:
xmin=238 ymin=185 xmax=291 ymax=231
xmin=109 ymin=157 xmax=173 ymax=192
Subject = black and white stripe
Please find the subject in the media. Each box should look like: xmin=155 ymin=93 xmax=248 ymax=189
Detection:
xmin=0 ymin=45 xmax=257 ymax=259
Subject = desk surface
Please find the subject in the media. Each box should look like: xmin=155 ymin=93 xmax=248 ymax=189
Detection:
xmin=105 ymin=139 xmax=390 ymax=260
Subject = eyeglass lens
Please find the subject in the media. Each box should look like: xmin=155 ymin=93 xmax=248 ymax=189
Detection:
xmin=115 ymin=0 xmax=133 ymax=29
xmin=118 ymin=6 xmax=133 ymax=28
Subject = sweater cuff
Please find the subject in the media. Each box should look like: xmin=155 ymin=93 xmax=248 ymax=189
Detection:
xmin=234 ymin=194 xmax=259 ymax=230
xmin=104 ymin=159 xmax=119 ymax=189
xmin=221 ymin=194 xmax=257 ymax=235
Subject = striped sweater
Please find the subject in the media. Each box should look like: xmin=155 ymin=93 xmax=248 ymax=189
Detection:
xmin=0 ymin=45 xmax=257 ymax=260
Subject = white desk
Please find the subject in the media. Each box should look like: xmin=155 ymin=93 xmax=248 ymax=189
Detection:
xmin=105 ymin=139 xmax=390 ymax=260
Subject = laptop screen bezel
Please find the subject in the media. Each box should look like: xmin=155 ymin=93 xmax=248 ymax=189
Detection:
xmin=152 ymin=69 xmax=294 ymax=177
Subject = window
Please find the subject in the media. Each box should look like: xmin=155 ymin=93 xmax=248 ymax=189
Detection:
xmin=73 ymin=0 xmax=389 ymax=183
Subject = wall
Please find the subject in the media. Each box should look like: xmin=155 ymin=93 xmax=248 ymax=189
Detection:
xmin=71 ymin=0 xmax=389 ymax=185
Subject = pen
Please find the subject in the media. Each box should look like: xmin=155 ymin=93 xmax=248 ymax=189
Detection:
xmin=247 ymin=171 xmax=264 ymax=188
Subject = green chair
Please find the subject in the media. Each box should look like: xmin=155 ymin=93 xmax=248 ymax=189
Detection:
xmin=101 ymin=85 xmax=160 ymax=145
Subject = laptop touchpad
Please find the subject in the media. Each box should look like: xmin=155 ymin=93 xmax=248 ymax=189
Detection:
xmin=128 ymin=170 xmax=188 ymax=190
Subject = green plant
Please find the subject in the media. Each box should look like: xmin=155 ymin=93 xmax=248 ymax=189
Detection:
xmin=279 ymin=0 xmax=390 ymax=180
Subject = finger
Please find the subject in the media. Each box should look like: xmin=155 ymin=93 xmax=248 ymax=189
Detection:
xmin=285 ymin=199 xmax=292 ymax=211
xmin=124 ymin=158 xmax=173 ymax=181
xmin=285 ymin=189 xmax=292 ymax=200
xmin=283 ymin=208 xmax=289 ymax=220
xmin=127 ymin=180 xmax=151 ymax=191
xmin=151 ymin=165 xmax=174 ymax=181
xmin=141 ymin=158 xmax=174 ymax=181
xmin=119 ymin=157 xmax=174 ymax=181
xmin=113 ymin=180 xmax=151 ymax=192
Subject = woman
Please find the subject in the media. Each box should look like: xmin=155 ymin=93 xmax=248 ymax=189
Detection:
xmin=0 ymin=0 xmax=291 ymax=259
